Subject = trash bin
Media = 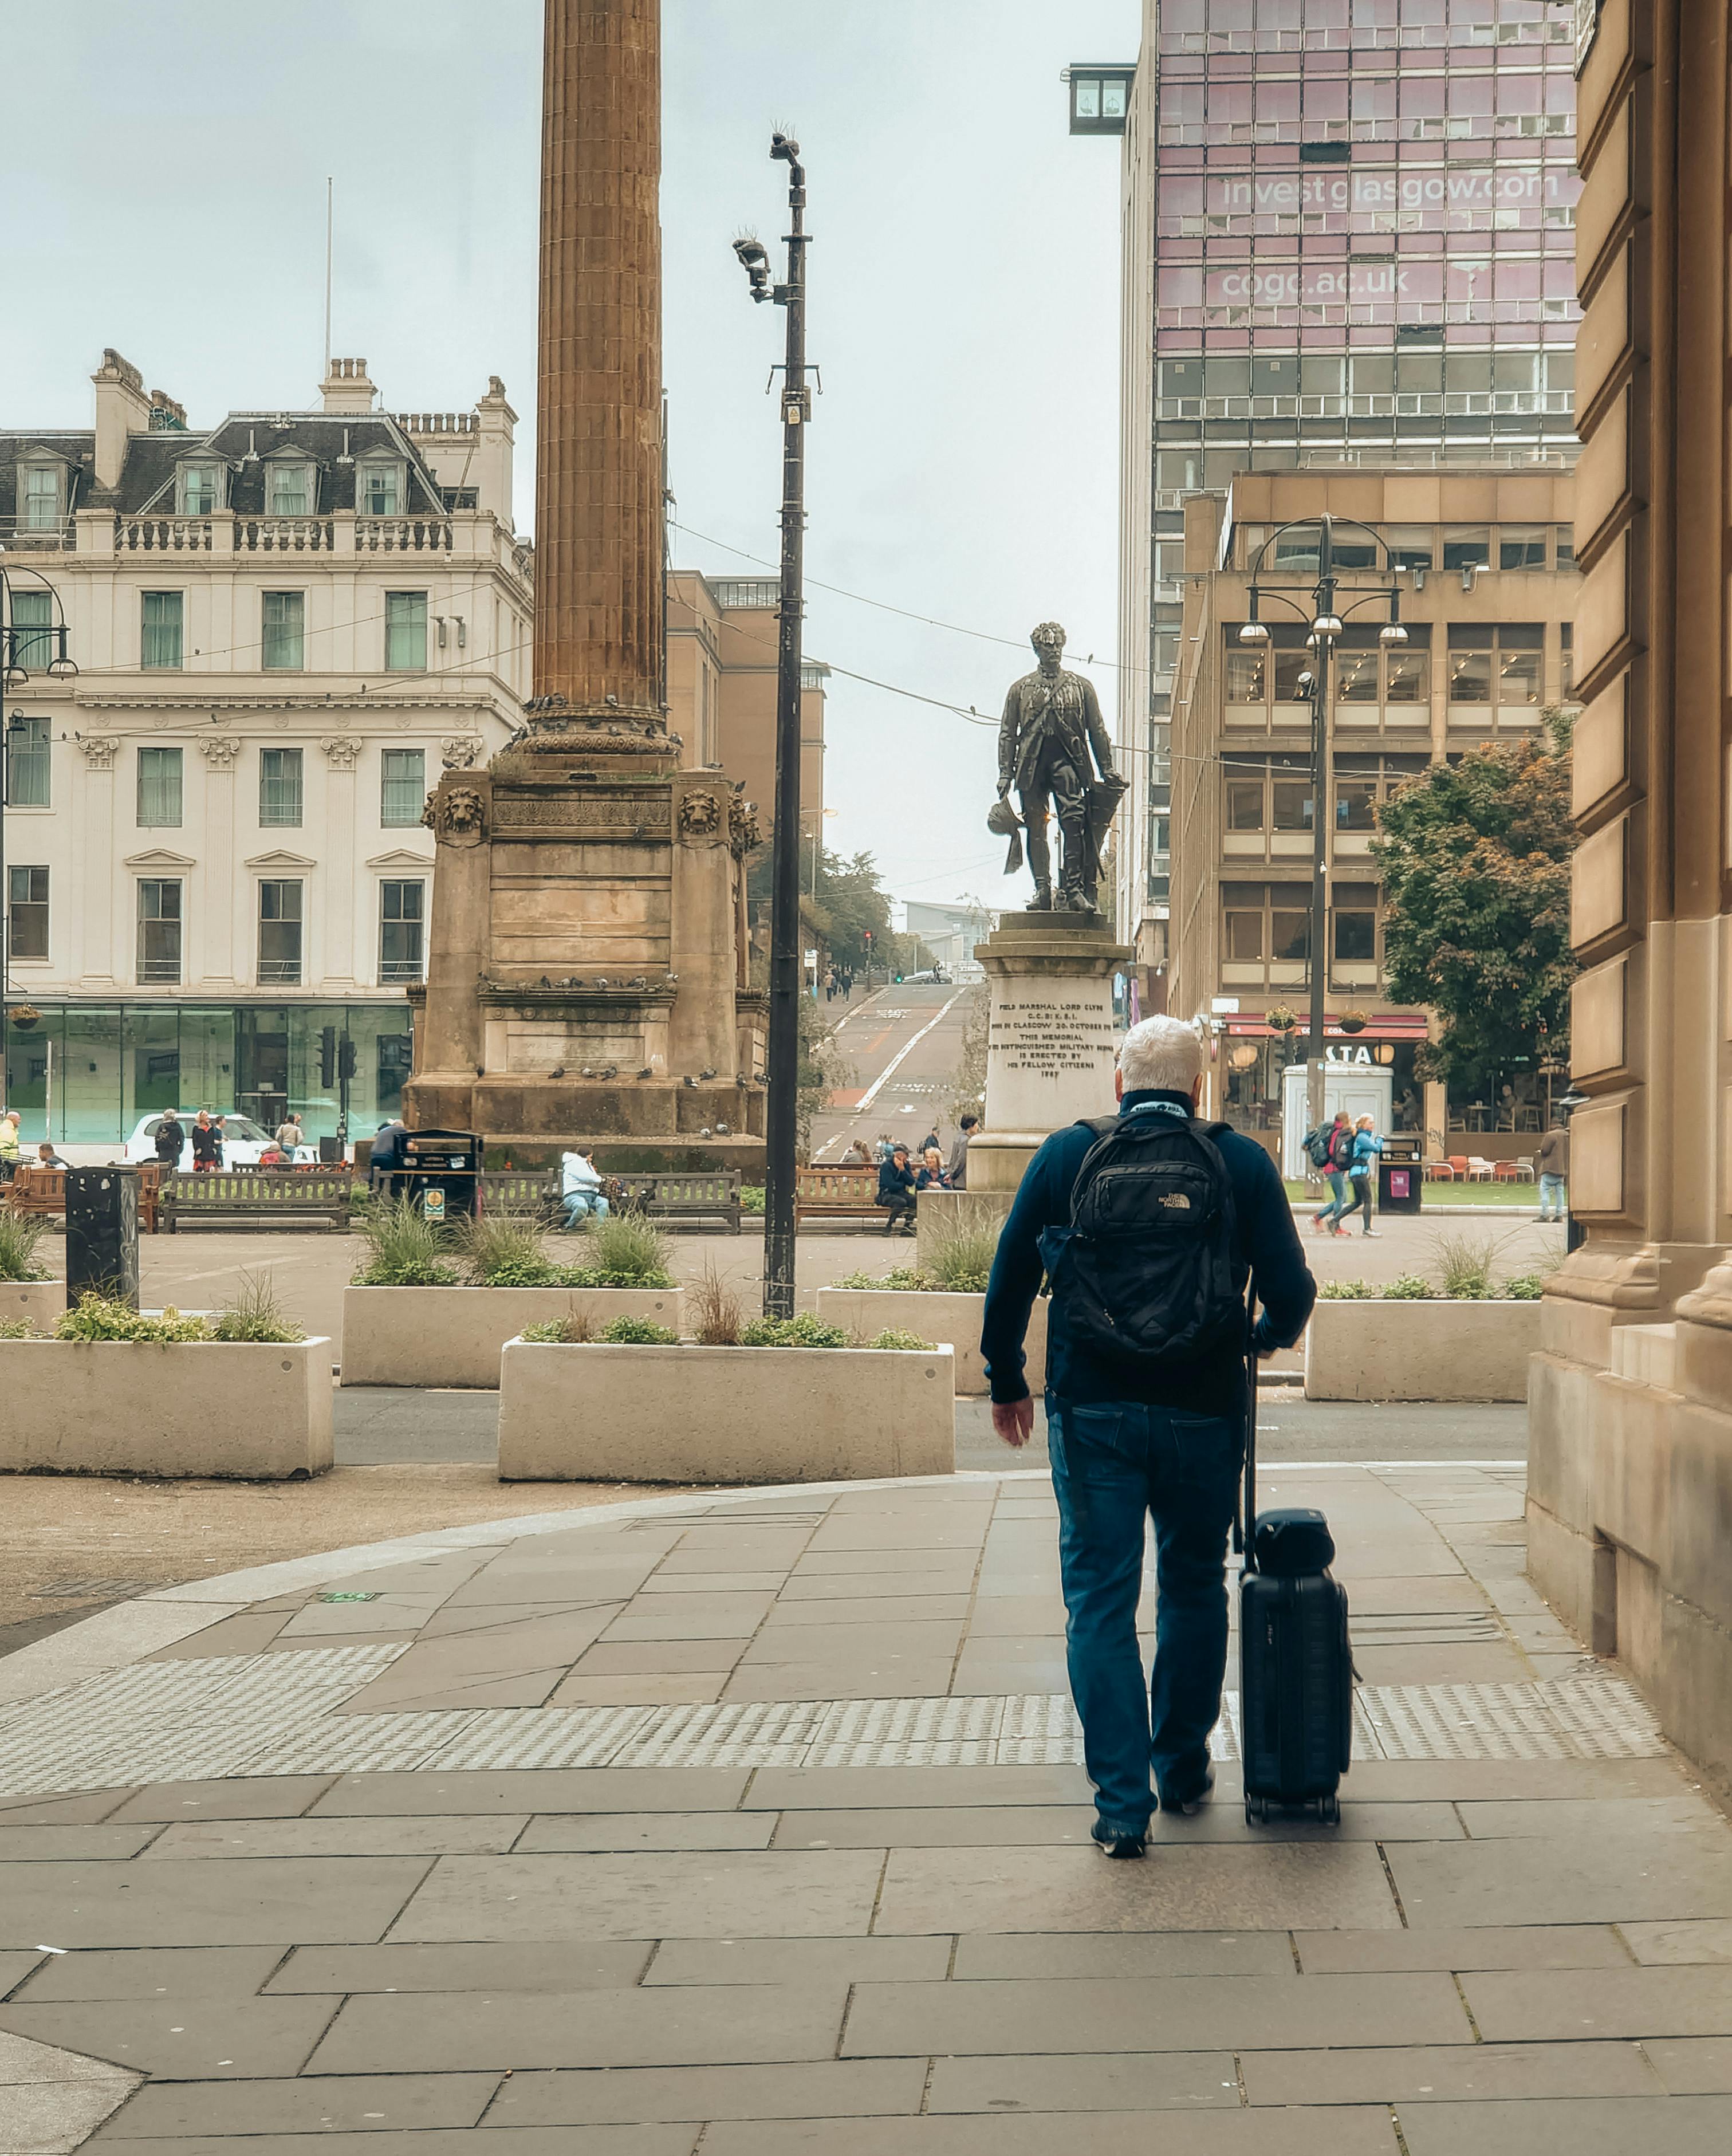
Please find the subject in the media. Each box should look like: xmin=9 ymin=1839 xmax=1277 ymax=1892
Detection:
xmin=1378 ymin=1135 xmax=1423 ymax=1217
xmin=66 ymin=1166 xmax=141 ymax=1309
xmin=400 ymin=1128 xmax=482 ymax=1221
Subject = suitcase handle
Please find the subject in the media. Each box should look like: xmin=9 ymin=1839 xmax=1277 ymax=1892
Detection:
xmin=1239 ymin=1274 xmax=1259 ymax=1571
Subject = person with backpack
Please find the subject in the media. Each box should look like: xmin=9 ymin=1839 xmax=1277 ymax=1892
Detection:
xmin=1328 ymin=1113 xmax=1384 ymax=1236
xmin=1308 ymin=1109 xmax=1356 ymax=1236
xmin=981 ymin=1014 xmax=1316 ymax=1859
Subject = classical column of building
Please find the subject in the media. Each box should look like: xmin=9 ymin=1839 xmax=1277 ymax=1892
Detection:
xmin=533 ymin=0 xmax=663 ymax=719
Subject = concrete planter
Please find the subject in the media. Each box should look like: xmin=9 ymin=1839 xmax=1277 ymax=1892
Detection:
xmin=0 ymin=1280 xmax=61 ymax=1331
xmin=814 ymin=1287 xmax=1046 ymax=1398
xmin=0 ymin=1338 xmax=333 ymax=1478
xmin=340 ymin=1284 xmax=683 ymax=1388
xmin=498 ymin=1340 xmax=955 ymax=1483
xmin=1304 ymin=1297 xmax=1541 ymax=1402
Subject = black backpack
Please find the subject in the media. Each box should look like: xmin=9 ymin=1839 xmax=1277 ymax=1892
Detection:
xmin=1330 ymin=1123 xmax=1357 ymax=1171
xmin=1302 ymin=1123 xmax=1333 ymax=1171
xmin=1038 ymin=1108 xmax=1244 ymax=1374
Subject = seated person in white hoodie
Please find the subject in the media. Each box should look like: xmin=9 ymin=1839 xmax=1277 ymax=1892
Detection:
xmin=561 ymin=1146 xmax=610 ymax=1226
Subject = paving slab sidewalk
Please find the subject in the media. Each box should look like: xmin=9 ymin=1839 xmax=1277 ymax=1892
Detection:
xmin=0 ymin=1461 xmax=1727 ymax=2153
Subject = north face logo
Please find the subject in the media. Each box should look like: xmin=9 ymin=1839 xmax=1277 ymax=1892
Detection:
xmin=1159 ymin=1192 xmax=1192 ymax=1210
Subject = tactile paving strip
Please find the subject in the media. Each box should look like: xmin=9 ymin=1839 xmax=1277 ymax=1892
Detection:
xmin=0 ymin=1648 xmax=1667 ymax=1796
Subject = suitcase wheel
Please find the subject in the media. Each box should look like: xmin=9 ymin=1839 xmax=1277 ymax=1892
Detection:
xmin=1317 ymin=1793 xmax=1341 ymax=1827
xmin=1245 ymin=1796 xmax=1267 ymax=1827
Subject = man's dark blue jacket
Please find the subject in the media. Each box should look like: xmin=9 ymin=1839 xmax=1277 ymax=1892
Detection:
xmin=981 ymin=1089 xmax=1317 ymax=1417
xmin=877 ymin=1156 xmax=916 ymax=1206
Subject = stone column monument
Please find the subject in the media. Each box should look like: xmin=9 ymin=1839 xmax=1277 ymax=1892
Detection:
xmin=406 ymin=1 xmax=764 ymax=1170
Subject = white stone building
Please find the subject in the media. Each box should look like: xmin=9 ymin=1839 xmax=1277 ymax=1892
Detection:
xmin=1 ymin=351 xmax=530 ymax=1147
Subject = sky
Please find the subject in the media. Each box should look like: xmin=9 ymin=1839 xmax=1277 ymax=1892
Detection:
xmin=3 ymin=0 xmax=1139 ymax=918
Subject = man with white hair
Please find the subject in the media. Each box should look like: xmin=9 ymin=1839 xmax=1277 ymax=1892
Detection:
xmin=981 ymin=1013 xmax=1315 ymax=1859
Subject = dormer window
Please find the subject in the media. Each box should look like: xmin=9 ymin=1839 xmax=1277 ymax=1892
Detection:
xmin=177 ymin=462 xmax=223 ymax=517
xmin=266 ymin=461 xmax=314 ymax=517
xmin=17 ymin=459 xmax=64 ymax=533
xmin=357 ymin=458 xmax=404 ymax=516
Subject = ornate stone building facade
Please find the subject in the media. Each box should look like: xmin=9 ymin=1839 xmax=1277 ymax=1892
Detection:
xmin=1528 ymin=0 xmax=1732 ymax=1789
xmin=1 ymin=351 xmax=530 ymax=1146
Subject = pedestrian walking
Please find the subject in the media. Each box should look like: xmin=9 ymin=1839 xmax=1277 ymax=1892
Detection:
xmin=210 ymin=1116 xmax=227 ymax=1168
xmin=1537 ymin=1121 xmax=1570 ymax=1222
xmin=1333 ymin=1114 xmax=1384 ymax=1237
xmin=1308 ymin=1110 xmax=1354 ymax=1234
xmin=876 ymin=1143 xmax=918 ymax=1235
xmin=561 ymin=1146 xmax=611 ymax=1226
xmin=190 ymin=1112 xmax=221 ymax=1174
xmin=153 ymin=1110 xmax=186 ymax=1169
xmin=947 ymin=1112 xmax=979 ymax=1190
xmin=920 ymin=1128 xmax=941 ymax=1159
xmin=275 ymin=1112 xmax=304 ymax=1154
xmin=982 ymin=1014 xmax=1316 ymax=1858
xmin=916 ymin=1146 xmax=952 ymax=1191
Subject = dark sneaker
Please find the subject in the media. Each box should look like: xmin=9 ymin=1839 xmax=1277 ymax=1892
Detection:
xmin=1159 ymin=1765 xmax=1216 ymax=1817
xmin=1091 ymin=1821 xmax=1148 ymax=1860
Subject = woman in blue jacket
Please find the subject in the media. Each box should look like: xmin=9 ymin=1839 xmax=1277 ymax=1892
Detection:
xmin=1334 ymin=1114 xmax=1383 ymax=1237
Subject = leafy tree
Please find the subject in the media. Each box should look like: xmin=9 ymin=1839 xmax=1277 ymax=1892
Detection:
xmin=1369 ymin=718 xmax=1576 ymax=1091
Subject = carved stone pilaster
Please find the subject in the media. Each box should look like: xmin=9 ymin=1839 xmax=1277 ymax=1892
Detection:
xmin=198 ymin=737 xmax=241 ymax=770
xmin=321 ymin=737 xmax=363 ymax=770
xmin=77 ymin=735 xmax=117 ymax=771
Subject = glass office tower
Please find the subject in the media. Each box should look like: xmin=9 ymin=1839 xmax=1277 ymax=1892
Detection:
xmin=1074 ymin=0 xmax=1580 ymax=956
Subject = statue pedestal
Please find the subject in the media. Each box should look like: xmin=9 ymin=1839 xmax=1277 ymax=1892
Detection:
xmin=967 ymin=910 xmax=1131 ymax=1195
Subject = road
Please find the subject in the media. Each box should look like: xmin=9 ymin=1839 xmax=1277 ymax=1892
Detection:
xmin=808 ymin=981 xmax=977 ymax=1163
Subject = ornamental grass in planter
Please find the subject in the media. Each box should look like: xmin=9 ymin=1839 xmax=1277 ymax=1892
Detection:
xmin=0 ymin=1275 xmax=329 ymax=1478
xmin=341 ymin=1202 xmax=680 ymax=1388
xmin=817 ymin=1214 xmax=1034 ymax=1397
xmin=1305 ymin=1232 xmax=1551 ymax=1403
xmin=497 ymin=1308 xmax=954 ymax=1484
xmin=0 ymin=1210 xmax=59 ymax=1331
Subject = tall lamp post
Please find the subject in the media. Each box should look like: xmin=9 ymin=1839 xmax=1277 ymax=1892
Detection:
xmin=734 ymin=132 xmax=813 ymax=1320
xmin=1238 ymin=518 xmax=1405 ymax=1139
xmin=1 ymin=568 xmax=78 ymax=1105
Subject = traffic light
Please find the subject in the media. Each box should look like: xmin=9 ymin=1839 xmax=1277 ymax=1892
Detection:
xmin=319 ymin=1026 xmax=337 ymax=1089
xmin=337 ymin=1036 xmax=357 ymax=1083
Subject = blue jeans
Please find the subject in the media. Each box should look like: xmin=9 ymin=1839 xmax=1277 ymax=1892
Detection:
xmin=1048 ymin=1395 xmax=1243 ymax=1835
xmin=1314 ymin=1170 xmax=1347 ymax=1224
xmin=1538 ymin=1173 xmax=1566 ymax=1221
xmin=562 ymin=1191 xmax=609 ymax=1225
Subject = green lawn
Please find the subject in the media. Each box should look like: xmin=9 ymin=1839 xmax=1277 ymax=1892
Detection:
xmin=1284 ymin=1177 xmax=1541 ymax=1206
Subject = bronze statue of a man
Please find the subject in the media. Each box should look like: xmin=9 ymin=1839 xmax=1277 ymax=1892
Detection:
xmin=994 ymin=621 xmax=1128 ymax=912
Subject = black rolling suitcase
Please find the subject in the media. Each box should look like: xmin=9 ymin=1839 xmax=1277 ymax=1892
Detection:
xmin=1237 ymin=1311 xmax=1353 ymax=1825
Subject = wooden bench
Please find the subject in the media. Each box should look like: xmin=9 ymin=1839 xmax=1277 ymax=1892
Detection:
xmin=159 ymin=1167 xmax=356 ymax=1232
xmin=611 ymin=1170 xmax=742 ymax=1234
xmin=793 ymin=1164 xmax=884 ymax=1229
xmin=6 ymin=1163 xmax=162 ymax=1233
xmin=478 ymin=1171 xmax=562 ymax=1225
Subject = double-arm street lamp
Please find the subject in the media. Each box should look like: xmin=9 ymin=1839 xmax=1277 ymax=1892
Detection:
xmin=1238 ymin=517 xmax=1406 ymax=1135
xmin=733 ymin=132 xmax=813 ymax=1320
xmin=1 ymin=566 xmax=77 ymax=1100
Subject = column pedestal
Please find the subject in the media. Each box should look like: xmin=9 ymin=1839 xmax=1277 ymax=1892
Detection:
xmin=969 ymin=910 xmax=1131 ymax=1193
